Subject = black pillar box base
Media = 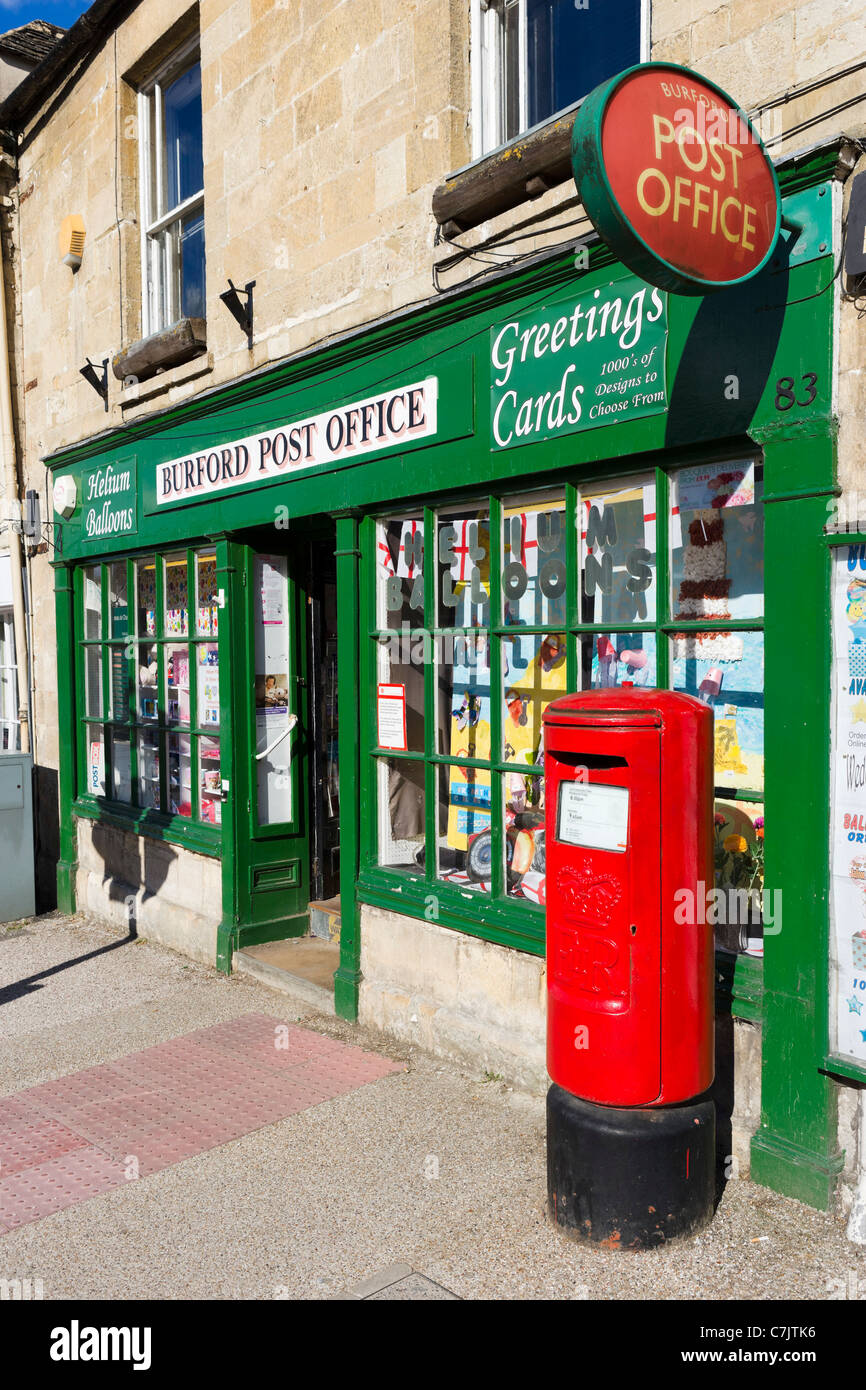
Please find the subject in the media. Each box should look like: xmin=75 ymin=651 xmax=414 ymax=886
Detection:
xmin=547 ymin=1084 xmax=716 ymax=1251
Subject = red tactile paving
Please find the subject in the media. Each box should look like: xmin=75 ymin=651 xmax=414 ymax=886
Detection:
xmin=0 ymin=1013 xmax=402 ymax=1232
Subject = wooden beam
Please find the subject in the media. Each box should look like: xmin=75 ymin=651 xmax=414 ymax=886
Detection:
xmin=432 ymin=111 xmax=576 ymax=234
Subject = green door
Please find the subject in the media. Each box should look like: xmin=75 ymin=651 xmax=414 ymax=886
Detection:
xmin=239 ymin=536 xmax=312 ymax=940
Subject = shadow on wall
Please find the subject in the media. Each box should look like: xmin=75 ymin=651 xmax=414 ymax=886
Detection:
xmin=34 ymin=764 xmax=59 ymax=913
xmin=90 ymin=820 xmax=177 ymax=932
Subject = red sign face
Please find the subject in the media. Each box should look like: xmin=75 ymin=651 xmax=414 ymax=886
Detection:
xmin=600 ymin=68 xmax=779 ymax=286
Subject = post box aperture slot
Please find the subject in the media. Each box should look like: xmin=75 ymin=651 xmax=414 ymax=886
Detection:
xmin=556 ymin=781 xmax=629 ymax=853
xmin=553 ymin=752 xmax=628 ymax=770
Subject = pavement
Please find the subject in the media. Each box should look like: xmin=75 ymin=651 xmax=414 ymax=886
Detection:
xmin=1 ymin=911 xmax=865 ymax=1301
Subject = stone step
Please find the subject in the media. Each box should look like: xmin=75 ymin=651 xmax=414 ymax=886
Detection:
xmin=233 ymin=937 xmax=338 ymax=1015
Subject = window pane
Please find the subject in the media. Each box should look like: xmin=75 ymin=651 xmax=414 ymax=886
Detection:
xmin=254 ymin=553 xmax=290 ymax=823
xmin=578 ymin=631 xmax=658 ymax=690
xmin=437 ymin=506 xmax=490 ymax=628
xmin=109 ymin=729 xmax=132 ymax=803
xmin=198 ymin=643 xmax=220 ymax=728
xmin=109 ymin=563 xmax=128 ymax=639
xmin=670 ymin=630 xmax=764 ymax=793
xmin=86 ymin=725 xmax=105 ymax=797
xmin=526 ymin=0 xmax=641 ymax=129
xmin=670 ymin=462 xmax=764 ymax=621
xmin=579 ymin=478 xmax=656 ymax=624
xmin=505 ymin=771 xmax=546 ymax=901
xmin=504 ymin=0 xmax=520 ymax=141
xmin=376 ymin=516 xmax=424 ymax=629
xmin=165 ymin=644 xmax=190 ymax=726
xmin=180 ymin=208 xmax=205 ymax=320
xmin=199 ymin=735 xmax=221 ymax=825
xmin=109 ymin=645 xmax=130 ymax=722
xmin=438 ymin=762 xmax=490 ymax=893
xmin=502 ymin=631 xmax=567 ymax=763
xmin=85 ymin=646 xmax=102 ymax=716
xmin=168 ymin=732 xmax=192 ymax=817
xmin=164 ymin=553 xmax=189 ymax=635
xmin=163 ymin=60 xmax=203 ymax=209
xmin=375 ymin=636 xmax=424 ymax=753
xmin=84 ymin=566 xmax=101 ymax=639
xmin=437 ymin=631 xmax=491 ymax=757
xmin=138 ymin=643 xmax=159 ymax=721
xmin=137 ymin=559 xmax=157 ymax=636
xmin=196 ymin=553 xmax=219 ymax=635
xmin=713 ymin=799 xmax=765 ymax=957
xmin=377 ymin=756 xmax=425 ymax=872
xmin=138 ymin=730 xmax=161 ymax=810
xmin=501 ymin=493 xmax=566 ymax=627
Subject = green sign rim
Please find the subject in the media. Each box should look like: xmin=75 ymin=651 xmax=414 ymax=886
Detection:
xmin=571 ymin=61 xmax=782 ymax=296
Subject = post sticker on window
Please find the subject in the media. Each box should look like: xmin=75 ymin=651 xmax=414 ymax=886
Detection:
xmin=557 ymin=781 xmax=629 ymax=853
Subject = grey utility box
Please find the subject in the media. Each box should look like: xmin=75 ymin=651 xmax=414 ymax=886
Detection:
xmin=0 ymin=752 xmax=34 ymax=922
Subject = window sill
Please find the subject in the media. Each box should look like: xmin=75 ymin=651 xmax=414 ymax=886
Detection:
xmin=112 ymin=317 xmax=207 ymax=386
xmin=432 ymin=107 xmax=578 ymax=235
xmin=73 ymin=796 xmax=221 ymax=858
xmin=357 ymin=866 xmax=545 ymax=956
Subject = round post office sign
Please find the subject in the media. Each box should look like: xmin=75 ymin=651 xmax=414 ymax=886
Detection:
xmin=572 ymin=63 xmax=781 ymax=295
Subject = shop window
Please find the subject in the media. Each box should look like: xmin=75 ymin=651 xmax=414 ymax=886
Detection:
xmin=138 ymin=38 xmax=205 ymax=336
xmin=77 ymin=549 xmax=222 ymax=830
xmin=472 ymin=0 xmax=644 ymax=157
xmin=365 ymin=462 xmax=763 ymax=952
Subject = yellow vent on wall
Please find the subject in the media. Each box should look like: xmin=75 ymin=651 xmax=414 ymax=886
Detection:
xmin=59 ymin=214 xmax=85 ymax=270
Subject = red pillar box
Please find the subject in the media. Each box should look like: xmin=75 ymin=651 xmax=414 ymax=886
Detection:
xmin=543 ymin=689 xmax=716 ymax=1248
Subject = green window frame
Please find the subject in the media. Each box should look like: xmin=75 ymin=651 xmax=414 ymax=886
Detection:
xmin=74 ymin=546 xmax=224 ymax=845
xmin=358 ymin=454 xmax=765 ymax=956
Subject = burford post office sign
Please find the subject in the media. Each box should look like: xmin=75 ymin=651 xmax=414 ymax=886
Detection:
xmin=154 ymin=377 xmax=438 ymax=507
xmin=82 ymin=458 xmax=137 ymax=540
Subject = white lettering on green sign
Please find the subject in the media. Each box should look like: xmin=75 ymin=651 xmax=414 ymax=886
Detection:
xmin=490 ymin=278 xmax=668 ymax=450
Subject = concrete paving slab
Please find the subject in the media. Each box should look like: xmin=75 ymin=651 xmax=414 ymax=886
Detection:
xmin=1 ymin=913 xmax=865 ymax=1301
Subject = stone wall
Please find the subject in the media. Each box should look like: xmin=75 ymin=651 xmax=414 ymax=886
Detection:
xmin=75 ymin=817 xmax=222 ymax=965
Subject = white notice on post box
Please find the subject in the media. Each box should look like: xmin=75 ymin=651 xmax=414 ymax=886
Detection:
xmin=557 ymin=782 xmax=629 ymax=853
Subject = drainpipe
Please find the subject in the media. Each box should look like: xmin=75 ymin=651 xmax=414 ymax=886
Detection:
xmin=0 ymin=208 xmax=30 ymax=753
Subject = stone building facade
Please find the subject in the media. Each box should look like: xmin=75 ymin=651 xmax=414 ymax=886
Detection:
xmin=1 ymin=0 xmax=865 ymax=1219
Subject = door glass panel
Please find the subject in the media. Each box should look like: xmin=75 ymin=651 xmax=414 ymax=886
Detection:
xmin=254 ymin=553 xmax=293 ymax=825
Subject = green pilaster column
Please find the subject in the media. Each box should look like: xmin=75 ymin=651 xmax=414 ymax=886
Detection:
xmin=750 ymin=424 xmax=844 ymax=1208
xmin=214 ymin=537 xmax=242 ymax=973
xmin=333 ymin=510 xmax=362 ymax=1021
xmin=54 ymin=562 xmax=78 ymax=913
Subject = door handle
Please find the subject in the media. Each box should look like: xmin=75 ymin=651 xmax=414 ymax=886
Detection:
xmin=255 ymin=712 xmax=298 ymax=761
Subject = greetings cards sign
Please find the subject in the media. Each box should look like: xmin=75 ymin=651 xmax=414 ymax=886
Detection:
xmin=830 ymin=546 xmax=866 ymax=1068
xmin=490 ymin=276 xmax=668 ymax=450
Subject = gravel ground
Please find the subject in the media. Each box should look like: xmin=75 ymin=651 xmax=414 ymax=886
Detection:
xmin=1 ymin=912 xmax=864 ymax=1302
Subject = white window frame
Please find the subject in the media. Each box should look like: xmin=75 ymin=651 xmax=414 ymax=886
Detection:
xmin=137 ymin=33 xmax=204 ymax=337
xmin=470 ymin=0 xmax=651 ymax=162
xmin=0 ymin=607 xmax=19 ymax=752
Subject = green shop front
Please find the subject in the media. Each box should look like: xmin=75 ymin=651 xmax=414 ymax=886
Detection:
xmin=49 ymin=144 xmax=845 ymax=1208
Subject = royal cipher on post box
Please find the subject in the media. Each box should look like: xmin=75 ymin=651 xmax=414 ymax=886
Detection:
xmin=543 ymin=689 xmax=714 ymax=1108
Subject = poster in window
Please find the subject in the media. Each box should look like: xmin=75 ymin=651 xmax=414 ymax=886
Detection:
xmin=830 ymin=546 xmax=866 ymax=1070
xmin=377 ymin=683 xmax=408 ymax=751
